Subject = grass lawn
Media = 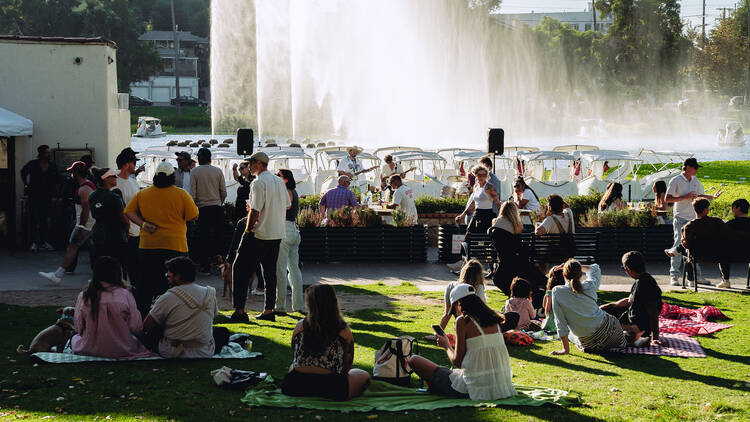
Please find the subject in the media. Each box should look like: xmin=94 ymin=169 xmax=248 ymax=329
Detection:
xmin=129 ymin=106 xmax=211 ymax=135
xmin=1 ymin=284 xmax=748 ymax=421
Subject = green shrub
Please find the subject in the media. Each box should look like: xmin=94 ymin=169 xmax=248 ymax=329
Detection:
xmin=414 ymin=195 xmax=467 ymax=214
xmin=391 ymin=208 xmax=411 ymax=227
xmin=354 ymin=207 xmax=382 ymax=227
xmin=328 ymin=206 xmax=355 ymax=227
xmin=296 ymin=207 xmax=324 ymax=228
xmin=565 ymin=190 xmax=603 ymax=218
xmin=299 ymin=194 xmax=321 ymax=210
xmin=581 ymin=208 xmax=658 ymax=228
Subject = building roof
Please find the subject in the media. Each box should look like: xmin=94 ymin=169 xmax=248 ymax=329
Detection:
xmin=492 ymin=11 xmax=613 ymax=24
xmin=139 ymin=31 xmax=208 ymax=43
xmin=0 ymin=35 xmax=116 ymax=48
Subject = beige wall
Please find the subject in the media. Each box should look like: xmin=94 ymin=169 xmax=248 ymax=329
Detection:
xmin=0 ymin=40 xmax=130 ymax=170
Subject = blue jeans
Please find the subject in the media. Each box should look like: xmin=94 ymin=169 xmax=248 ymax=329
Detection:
xmin=670 ymin=217 xmax=702 ymax=280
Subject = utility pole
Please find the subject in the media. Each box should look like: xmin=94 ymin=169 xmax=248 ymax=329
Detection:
xmin=717 ymin=7 xmax=732 ymax=20
xmin=746 ymin=0 xmax=750 ymax=102
xmin=592 ymin=1 xmax=597 ymax=32
xmin=702 ymin=0 xmax=706 ymax=43
xmin=171 ymin=0 xmax=181 ymax=116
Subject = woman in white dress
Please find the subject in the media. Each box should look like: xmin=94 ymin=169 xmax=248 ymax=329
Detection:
xmin=409 ymin=284 xmax=516 ymax=400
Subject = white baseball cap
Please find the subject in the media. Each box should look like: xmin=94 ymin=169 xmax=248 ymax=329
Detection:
xmin=156 ymin=160 xmax=175 ymax=176
xmin=450 ymin=284 xmax=476 ymax=305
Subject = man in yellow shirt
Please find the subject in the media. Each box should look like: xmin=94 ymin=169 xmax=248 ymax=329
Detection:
xmin=125 ymin=161 xmax=199 ymax=317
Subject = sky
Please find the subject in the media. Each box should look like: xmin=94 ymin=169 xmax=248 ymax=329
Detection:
xmin=497 ymin=0 xmax=743 ymax=31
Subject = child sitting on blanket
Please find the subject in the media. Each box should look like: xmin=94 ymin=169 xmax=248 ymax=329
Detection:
xmin=504 ymin=278 xmax=541 ymax=331
xmin=540 ymin=269 xmax=565 ymax=333
xmin=600 ymin=251 xmax=665 ymax=347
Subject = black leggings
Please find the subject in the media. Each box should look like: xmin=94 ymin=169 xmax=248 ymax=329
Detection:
xmin=467 ymin=209 xmax=496 ymax=234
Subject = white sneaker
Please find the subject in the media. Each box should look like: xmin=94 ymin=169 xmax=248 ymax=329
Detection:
xmin=664 ymin=247 xmax=679 ymax=257
xmin=29 ymin=243 xmax=38 ymax=253
xmin=669 ymin=277 xmax=681 ymax=286
xmin=40 ymin=242 xmax=55 ymax=251
xmin=717 ymin=280 xmax=731 ymax=289
xmin=39 ymin=272 xmax=61 ymax=284
xmin=696 ymin=276 xmax=712 ymax=286
xmin=446 ymin=261 xmax=464 ymax=271
xmin=251 ymin=289 xmax=265 ymax=296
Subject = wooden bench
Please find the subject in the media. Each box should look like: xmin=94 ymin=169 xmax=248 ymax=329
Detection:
xmin=460 ymin=231 xmax=598 ymax=267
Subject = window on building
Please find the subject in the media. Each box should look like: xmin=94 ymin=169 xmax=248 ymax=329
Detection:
xmin=585 ymin=23 xmax=591 ymax=31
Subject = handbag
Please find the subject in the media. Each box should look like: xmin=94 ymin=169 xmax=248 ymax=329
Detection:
xmin=373 ymin=336 xmax=417 ymax=386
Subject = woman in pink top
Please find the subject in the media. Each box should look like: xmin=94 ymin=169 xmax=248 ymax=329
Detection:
xmin=503 ymin=278 xmax=540 ymax=331
xmin=72 ymin=256 xmax=154 ymax=358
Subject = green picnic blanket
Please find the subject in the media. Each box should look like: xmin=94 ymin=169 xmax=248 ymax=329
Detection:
xmin=241 ymin=378 xmax=579 ymax=412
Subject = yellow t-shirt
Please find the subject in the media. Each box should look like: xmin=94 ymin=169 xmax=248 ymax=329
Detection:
xmin=124 ymin=185 xmax=199 ymax=252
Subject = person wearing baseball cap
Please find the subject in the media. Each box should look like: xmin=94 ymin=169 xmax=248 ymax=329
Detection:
xmin=407 ymin=283 xmax=516 ymax=400
xmin=124 ymin=159 xmax=199 ymax=317
xmin=116 ymin=152 xmax=143 ymax=285
xmin=190 ymin=147 xmax=227 ymax=275
xmin=174 ymin=151 xmax=196 ymax=193
xmin=230 ymin=150 xmax=291 ymax=323
xmin=38 ymin=161 xmax=96 ymax=284
xmin=88 ymin=167 xmax=128 ymax=267
xmin=664 ymin=157 xmax=723 ymax=286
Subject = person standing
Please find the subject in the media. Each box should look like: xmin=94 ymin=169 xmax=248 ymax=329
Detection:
xmin=455 ymin=166 xmax=501 ymax=234
xmin=232 ymin=160 xmax=254 ymax=223
xmin=88 ymin=168 xmax=129 ymax=271
xmin=230 ymin=152 xmax=290 ymax=323
xmin=275 ymin=169 xmax=304 ymax=314
xmin=116 ymin=152 xmax=141 ymax=284
xmin=38 ymin=161 xmax=95 ymax=284
xmin=379 ymin=154 xmax=402 ymax=189
xmin=124 ymin=161 xmax=199 ymax=318
xmin=174 ymin=151 xmax=195 ymax=194
xmin=479 ymin=156 xmax=502 ymax=214
xmin=190 ymin=147 xmax=227 ymax=275
xmin=337 ymin=146 xmax=364 ymax=179
xmin=20 ymin=145 xmax=58 ymax=252
xmin=385 ymin=174 xmax=418 ymax=224
xmin=665 ymin=158 xmax=722 ymax=286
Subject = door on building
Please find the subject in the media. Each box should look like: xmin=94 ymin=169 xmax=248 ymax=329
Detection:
xmin=0 ymin=137 xmax=16 ymax=247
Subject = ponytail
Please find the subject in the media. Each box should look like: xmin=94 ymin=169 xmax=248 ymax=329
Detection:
xmin=562 ymin=259 xmax=584 ymax=294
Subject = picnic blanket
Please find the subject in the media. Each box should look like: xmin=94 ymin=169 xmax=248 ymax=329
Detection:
xmin=241 ymin=378 xmax=580 ymax=412
xmin=31 ymin=342 xmax=262 ymax=364
xmin=659 ymin=304 xmax=732 ymax=336
xmin=614 ymin=333 xmax=706 ymax=358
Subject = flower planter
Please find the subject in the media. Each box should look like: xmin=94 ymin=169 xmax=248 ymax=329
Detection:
xmin=298 ymin=226 xmax=427 ymax=263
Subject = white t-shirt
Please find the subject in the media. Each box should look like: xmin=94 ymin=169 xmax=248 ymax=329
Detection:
xmin=116 ymin=174 xmax=140 ymax=237
xmin=381 ymin=162 xmax=402 ymax=178
xmin=149 ymin=283 xmax=218 ymax=359
xmin=392 ymin=184 xmax=418 ymax=224
xmin=470 ymin=183 xmax=494 ymax=210
xmin=540 ymin=208 xmax=576 ymax=234
xmin=250 ymin=170 xmax=291 ymax=240
xmin=521 ymin=189 xmax=540 ymax=212
xmin=337 ymin=155 xmax=363 ymax=175
xmin=182 ymin=172 xmax=191 ymax=195
xmin=666 ymin=173 xmax=704 ymax=220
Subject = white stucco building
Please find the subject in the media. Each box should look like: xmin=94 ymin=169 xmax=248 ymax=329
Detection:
xmin=129 ymin=31 xmax=209 ymax=103
xmin=492 ymin=4 xmax=614 ymax=33
xmin=0 ymin=35 xmax=130 ymax=246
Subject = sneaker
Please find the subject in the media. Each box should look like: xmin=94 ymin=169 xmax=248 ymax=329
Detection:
xmin=255 ymin=312 xmax=275 ymax=322
xmin=40 ymin=242 xmax=55 ymax=251
xmin=669 ymin=277 xmax=681 ymax=286
xmin=39 ymin=272 xmax=61 ymax=284
xmin=664 ymin=247 xmax=679 ymax=257
xmin=696 ymin=276 xmax=712 ymax=286
xmin=251 ymin=289 xmax=265 ymax=296
xmin=446 ymin=260 xmax=464 ymax=271
xmin=29 ymin=243 xmax=38 ymax=253
xmin=227 ymin=312 xmax=250 ymax=323
xmin=716 ymin=280 xmax=731 ymax=289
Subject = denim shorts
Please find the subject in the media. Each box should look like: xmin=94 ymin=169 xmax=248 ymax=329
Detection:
xmin=428 ymin=366 xmax=469 ymax=398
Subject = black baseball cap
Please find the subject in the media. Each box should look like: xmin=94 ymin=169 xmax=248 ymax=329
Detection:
xmin=683 ymin=157 xmax=702 ymax=169
xmin=121 ymin=147 xmax=139 ymax=160
xmin=175 ymin=151 xmax=194 ymax=162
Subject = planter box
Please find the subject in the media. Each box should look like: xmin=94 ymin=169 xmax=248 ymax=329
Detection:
xmin=299 ymin=226 xmax=427 ymax=263
xmin=437 ymin=224 xmax=467 ymax=263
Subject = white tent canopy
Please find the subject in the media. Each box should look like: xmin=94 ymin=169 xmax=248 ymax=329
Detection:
xmin=0 ymin=107 xmax=33 ymax=137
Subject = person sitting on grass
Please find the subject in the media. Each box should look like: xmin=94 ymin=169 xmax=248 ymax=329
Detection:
xmin=142 ymin=256 xmax=228 ymax=358
xmin=281 ymin=284 xmax=370 ymax=401
xmin=540 ymin=268 xmax=565 ymax=333
xmin=600 ymin=251 xmax=664 ymax=347
xmin=503 ymin=278 xmax=540 ymax=331
xmin=440 ymin=259 xmax=487 ymax=330
xmin=409 ymin=284 xmax=517 ymax=400
xmin=550 ymin=260 xmax=626 ymax=355
xmin=72 ymin=256 xmax=154 ymax=358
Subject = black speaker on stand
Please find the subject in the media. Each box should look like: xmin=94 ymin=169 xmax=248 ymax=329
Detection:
xmin=237 ymin=128 xmax=253 ymax=156
xmin=488 ymin=128 xmax=504 ymax=199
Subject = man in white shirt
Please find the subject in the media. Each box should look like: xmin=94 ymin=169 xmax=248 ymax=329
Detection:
xmin=174 ymin=151 xmax=195 ymax=194
xmin=665 ymin=158 xmax=722 ymax=286
xmin=115 ymin=152 xmax=141 ymax=286
xmin=386 ymin=175 xmax=418 ymax=224
xmin=230 ymin=151 xmax=291 ymax=323
xmin=535 ymin=194 xmax=575 ymax=235
xmin=338 ymin=146 xmax=366 ymax=179
xmin=380 ymin=154 xmax=402 ymax=188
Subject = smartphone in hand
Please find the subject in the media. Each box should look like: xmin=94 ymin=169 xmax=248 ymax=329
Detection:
xmin=432 ymin=324 xmax=446 ymax=337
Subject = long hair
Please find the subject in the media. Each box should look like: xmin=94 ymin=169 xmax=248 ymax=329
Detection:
xmin=499 ymin=200 xmax=522 ymax=233
xmin=514 ymin=177 xmax=539 ymax=204
xmin=278 ymin=168 xmax=296 ymax=190
xmin=562 ymin=258 xmax=584 ymax=294
xmin=153 ymin=173 xmax=176 ymax=188
xmin=83 ymin=256 xmax=126 ymax=317
xmin=457 ymin=294 xmax=504 ymax=327
xmin=546 ymin=268 xmax=565 ymax=291
xmin=302 ymin=284 xmax=347 ymax=355
xmin=458 ymin=259 xmax=485 ymax=290
xmin=599 ymin=182 xmax=623 ymax=211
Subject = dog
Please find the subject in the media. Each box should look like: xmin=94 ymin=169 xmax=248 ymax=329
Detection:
xmin=211 ymin=255 xmax=233 ymax=297
xmin=17 ymin=306 xmax=76 ymax=354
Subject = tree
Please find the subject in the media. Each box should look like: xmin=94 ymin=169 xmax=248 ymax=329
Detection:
xmin=693 ymin=13 xmax=750 ymax=95
xmin=0 ymin=0 xmax=161 ymax=91
xmin=135 ymin=0 xmax=210 ymax=38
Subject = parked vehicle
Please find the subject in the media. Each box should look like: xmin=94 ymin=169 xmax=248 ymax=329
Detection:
xmin=170 ymin=95 xmax=207 ymax=107
xmin=129 ymin=95 xmax=153 ymax=106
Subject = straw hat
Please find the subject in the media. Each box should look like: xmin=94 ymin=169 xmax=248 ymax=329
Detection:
xmin=346 ymin=146 xmax=363 ymax=155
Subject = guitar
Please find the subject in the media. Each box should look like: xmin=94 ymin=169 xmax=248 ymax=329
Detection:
xmin=380 ymin=166 xmax=418 ymax=188
xmin=353 ymin=166 xmax=378 ymax=177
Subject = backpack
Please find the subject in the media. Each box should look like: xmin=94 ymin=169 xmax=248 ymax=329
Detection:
xmin=373 ymin=336 xmax=417 ymax=386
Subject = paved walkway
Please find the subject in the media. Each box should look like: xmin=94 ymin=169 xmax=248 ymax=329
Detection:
xmin=2 ymin=248 xmax=747 ymax=299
